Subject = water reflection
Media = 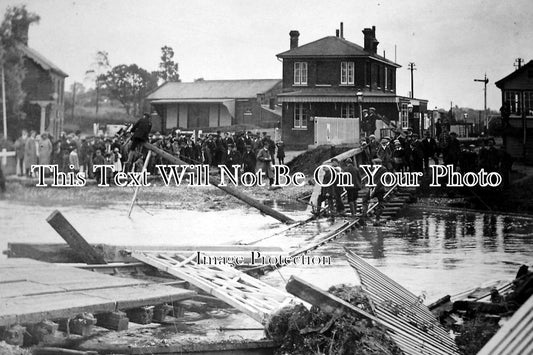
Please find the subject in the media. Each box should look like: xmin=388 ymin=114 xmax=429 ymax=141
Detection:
xmin=308 ymin=209 xmax=533 ymax=299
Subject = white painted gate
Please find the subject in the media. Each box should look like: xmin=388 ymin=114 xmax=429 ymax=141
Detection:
xmin=314 ymin=117 xmax=359 ymax=146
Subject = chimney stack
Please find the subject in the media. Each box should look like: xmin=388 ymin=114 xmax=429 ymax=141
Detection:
xmin=289 ymin=30 xmax=300 ymax=49
xmin=362 ymin=26 xmax=379 ymax=54
xmin=12 ymin=19 xmax=29 ymax=45
xmin=340 ymin=22 xmax=344 ymax=39
xmin=336 ymin=29 xmax=340 ymax=37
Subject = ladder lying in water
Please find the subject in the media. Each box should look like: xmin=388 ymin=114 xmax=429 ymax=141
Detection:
xmin=131 ymin=250 xmax=293 ymax=325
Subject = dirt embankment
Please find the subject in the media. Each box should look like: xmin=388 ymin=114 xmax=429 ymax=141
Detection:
xmin=2 ymin=178 xmax=312 ymax=211
xmin=287 ymin=146 xmax=352 ymax=176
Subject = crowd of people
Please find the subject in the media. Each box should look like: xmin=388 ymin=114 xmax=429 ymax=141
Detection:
xmin=313 ymin=127 xmax=514 ymax=224
xmin=9 ymin=114 xmax=512 ymax=214
xmin=11 ymin=114 xmax=286 ymax=186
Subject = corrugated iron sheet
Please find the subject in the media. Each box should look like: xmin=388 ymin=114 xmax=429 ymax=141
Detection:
xmin=345 ymin=249 xmax=460 ymax=355
xmin=477 ymin=294 xmax=533 ymax=355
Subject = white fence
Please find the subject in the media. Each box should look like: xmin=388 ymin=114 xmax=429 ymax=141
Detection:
xmin=314 ymin=117 xmax=360 ymax=146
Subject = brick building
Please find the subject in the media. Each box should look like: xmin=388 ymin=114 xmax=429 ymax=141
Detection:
xmin=276 ymin=26 xmax=428 ymax=148
xmin=495 ymin=60 xmax=533 ymax=163
xmin=146 ymin=79 xmax=282 ymax=133
xmin=8 ymin=19 xmax=68 ymax=139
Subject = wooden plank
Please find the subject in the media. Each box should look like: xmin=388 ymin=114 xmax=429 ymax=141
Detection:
xmin=0 ymin=281 xmax=65 ymax=298
xmin=6 ymin=243 xmax=285 ymax=264
xmin=285 ymin=275 xmax=378 ymax=321
xmin=0 ymin=259 xmax=195 ymax=326
xmin=80 ymin=284 xmax=196 ymax=309
xmin=0 ymin=292 xmax=116 ymax=326
xmin=46 ymin=210 xmax=107 ymax=264
xmin=128 ymin=150 xmax=152 ymax=217
xmin=143 ymin=142 xmax=295 ymax=224
xmin=0 ymin=285 xmax=195 ymax=327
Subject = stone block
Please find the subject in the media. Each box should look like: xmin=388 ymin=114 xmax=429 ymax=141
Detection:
xmin=95 ymin=311 xmax=129 ymax=331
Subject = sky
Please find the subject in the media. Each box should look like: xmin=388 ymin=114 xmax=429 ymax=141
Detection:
xmin=1 ymin=0 xmax=532 ymax=111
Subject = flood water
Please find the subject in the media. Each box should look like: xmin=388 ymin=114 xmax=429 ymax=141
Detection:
xmin=1 ymin=200 xmax=532 ymax=303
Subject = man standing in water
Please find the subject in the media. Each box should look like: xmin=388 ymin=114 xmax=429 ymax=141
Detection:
xmin=342 ymin=158 xmax=361 ymax=216
xmin=361 ymin=158 xmax=387 ymax=225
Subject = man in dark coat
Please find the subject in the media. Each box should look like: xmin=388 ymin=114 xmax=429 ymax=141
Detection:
xmin=130 ymin=113 xmax=152 ymax=151
xmin=343 ymin=158 xmax=362 ymax=216
xmin=242 ymin=145 xmax=256 ymax=174
xmin=421 ymin=131 xmax=438 ymax=172
xmin=444 ymin=132 xmax=461 ymax=167
xmin=225 ymin=144 xmax=242 ymax=169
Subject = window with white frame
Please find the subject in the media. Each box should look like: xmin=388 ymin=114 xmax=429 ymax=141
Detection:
xmin=341 ymin=62 xmax=355 ymax=85
xmin=504 ymin=91 xmax=521 ymax=114
xmin=294 ymin=62 xmax=308 ymax=85
xmin=294 ymin=103 xmax=307 ymax=128
xmin=341 ymin=103 xmax=355 ymax=118
xmin=400 ymin=103 xmax=409 ymax=129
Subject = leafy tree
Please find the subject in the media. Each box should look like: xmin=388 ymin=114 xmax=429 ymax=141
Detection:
xmin=99 ymin=64 xmax=158 ymax=116
xmin=0 ymin=5 xmax=40 ymax=139
xmin=157 ymin=45 xmax=180 ymax=82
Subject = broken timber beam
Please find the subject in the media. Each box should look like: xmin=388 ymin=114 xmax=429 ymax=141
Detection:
xmin=143 ymin=142 xmax=295 ymax=224
xmin=46 ymin=210 xmax=107 ymax=264
xmin=285 ymin=275 xmax=378 ymax=322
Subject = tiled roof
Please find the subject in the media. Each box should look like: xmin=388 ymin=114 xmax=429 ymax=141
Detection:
xmin=147 ymin=79 xmax=282 ymax=100
xmin=18 ymin=44 xmax=68 ymax=77
xmin=277 ymin=36 xmax=400 ymax=67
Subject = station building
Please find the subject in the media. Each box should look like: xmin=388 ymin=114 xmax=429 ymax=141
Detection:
xmin=276 ymin=26 xmax=428 ymax=149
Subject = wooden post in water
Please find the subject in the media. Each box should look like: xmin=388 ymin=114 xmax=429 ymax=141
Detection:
xmin=128 ymin=150 xmax=152 ymax=217
xmin=46 ymin=210 xmax=107 ymax=264
xmin=142 ymin=143 xmax=295 ymax=224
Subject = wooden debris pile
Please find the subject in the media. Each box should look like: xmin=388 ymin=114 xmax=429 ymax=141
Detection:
xmin=430 ymin=264 xmax=533 ymax=355
xmin=267 ymin=285 xmax=402 ymax=355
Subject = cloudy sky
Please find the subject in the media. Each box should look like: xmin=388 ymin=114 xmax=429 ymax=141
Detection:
xmin=1 ymin=0 xmax=531 ymax=110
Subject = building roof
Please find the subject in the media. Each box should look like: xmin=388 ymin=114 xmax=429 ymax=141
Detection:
xmin=18 ymin=44 xmax=68 ymax=77
xmin=495 ymin=60 xmax=533 ymax=88
xmin=276 ymin=36 xmax=400 ymax=68
xmin=146 ymin=79 xmax=282 ymax=100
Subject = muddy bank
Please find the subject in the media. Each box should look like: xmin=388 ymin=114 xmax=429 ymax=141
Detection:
xmin=2 ymin=179 xmax=311 ymax=211
xmin=287 ymin=146 xmax=352 ymax=175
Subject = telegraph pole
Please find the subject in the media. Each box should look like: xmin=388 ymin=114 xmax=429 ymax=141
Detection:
xmin=1 ymin=64 xmax=7 ymax=140
xmin=407 ymin=62 xmax=416 ymax=98
xmin=71 ymin=82 xmax=76 ymax=120
xmin=474 ymin=74 xmax=489 ymax=129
